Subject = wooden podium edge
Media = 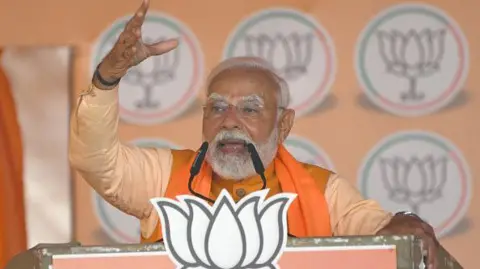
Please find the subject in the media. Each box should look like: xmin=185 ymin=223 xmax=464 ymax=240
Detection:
xmin=4 ymin=235 xmax=462 ymax=269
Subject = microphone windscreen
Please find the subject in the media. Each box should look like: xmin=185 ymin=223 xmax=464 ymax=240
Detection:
xmin=190 ymin=141 xmax=209 ymax=175
xmin=199 ymin=141 xmax=209 ymax=152
xmin=247 ymin=143 xmax=265 ymax=174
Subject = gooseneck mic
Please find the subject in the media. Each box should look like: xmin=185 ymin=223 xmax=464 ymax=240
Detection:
xmin=189 ymin=141 xmax=209 ymax=176
xmin=187 ymin=142 xmax=215 ymax=204
xmin=246 ymin=143 xmax=267 ymax=190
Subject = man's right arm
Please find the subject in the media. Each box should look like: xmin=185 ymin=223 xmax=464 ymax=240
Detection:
xmin=69 ymin=84 xmax=173 ymax=221
xmin=70 ymin=0 xmax=180 ymax=238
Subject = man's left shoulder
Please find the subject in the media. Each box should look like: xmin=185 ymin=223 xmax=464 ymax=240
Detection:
xmin=300 ymin=162 xmax=336 ymax=192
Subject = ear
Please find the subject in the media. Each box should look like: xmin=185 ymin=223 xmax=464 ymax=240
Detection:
xmin=277 ymin=109 xmax=295 ymax=144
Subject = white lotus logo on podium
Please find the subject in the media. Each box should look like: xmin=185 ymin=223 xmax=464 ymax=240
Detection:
xmin=151 ymin=189 xmax=296 ymax=269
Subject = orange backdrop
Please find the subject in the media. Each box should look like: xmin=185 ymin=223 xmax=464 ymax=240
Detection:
xmin=0 ymin=0 xmax=478 ymax=268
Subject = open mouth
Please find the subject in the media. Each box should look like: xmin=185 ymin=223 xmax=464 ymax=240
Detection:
xmin=218 ymin=139 xmax=248 ymax=154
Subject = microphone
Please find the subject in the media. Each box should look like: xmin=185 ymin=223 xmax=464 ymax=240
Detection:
xmin=246 ymin=143 xmax=267 ymax=190
xmin=187 ymin=142 xmax=215 ymax=204
xmin=190 ymin=141 xmax=209 ymax=176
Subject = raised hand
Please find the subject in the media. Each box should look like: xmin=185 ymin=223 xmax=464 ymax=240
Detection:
xmin=93 ymin=0 xmax=179 ymax=90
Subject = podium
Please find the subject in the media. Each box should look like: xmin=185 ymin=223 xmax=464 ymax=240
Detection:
xmin=8 ymin=235 xmax=462 ymax=269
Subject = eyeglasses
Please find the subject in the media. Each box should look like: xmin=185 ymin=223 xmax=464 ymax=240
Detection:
xmin=203 ymin=101 xmax=285 ymax=120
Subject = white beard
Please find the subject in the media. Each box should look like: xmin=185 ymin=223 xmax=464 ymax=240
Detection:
xmin=205 ymin=128 xmax=279 ymax=180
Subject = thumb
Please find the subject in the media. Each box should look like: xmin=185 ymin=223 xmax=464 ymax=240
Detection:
xmin=146 ymin=38 xmax=179 ymax=56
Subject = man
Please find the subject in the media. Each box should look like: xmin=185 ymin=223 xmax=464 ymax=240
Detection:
xmin=69 ymin=0 xmax=439 ymax=268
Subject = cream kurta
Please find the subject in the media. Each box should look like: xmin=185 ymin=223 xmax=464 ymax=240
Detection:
xmin=69 ymin=84 xmax=393 ymax=239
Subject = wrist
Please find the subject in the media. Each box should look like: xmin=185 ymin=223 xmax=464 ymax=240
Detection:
xmin=92 ymin=65 xmax=121 ymax=90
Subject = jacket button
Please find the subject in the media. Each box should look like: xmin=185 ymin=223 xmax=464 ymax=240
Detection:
xmin=236 ymin=188 xmax=246 ymax=198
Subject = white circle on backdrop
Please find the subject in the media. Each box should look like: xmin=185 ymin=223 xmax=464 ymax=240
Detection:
xmin=355 ymin=3 xmax=469 ymax=117
xmin=223 ymin=8 xmax=337 ymax=117
xmin=357 ymin=130 xmax=472 ymax=238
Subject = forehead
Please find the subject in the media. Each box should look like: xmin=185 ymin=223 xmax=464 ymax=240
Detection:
xmin=206 ymin=68 xmax=278 ymax=102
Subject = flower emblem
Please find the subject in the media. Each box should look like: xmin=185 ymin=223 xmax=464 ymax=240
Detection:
xmin=151 ymin=189 xmax=296 ymax=269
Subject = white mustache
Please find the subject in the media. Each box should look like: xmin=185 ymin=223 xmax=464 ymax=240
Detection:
xmin=212 ymin=130 xmax=254 ymax=145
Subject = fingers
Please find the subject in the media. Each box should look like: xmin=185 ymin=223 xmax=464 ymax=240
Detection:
xmin=125 ymin=0 xmax=149 ymax=32
xmin=116 ymin=0 xmax=147 ymax=49
xmin=376 ymin=218 xmax=438 ymax=269
xmin=421 ymin=222 xmax=436 ymax=239
xmin=415 ymin=223 xmax=437 ymax=269
xmin=424 ymin=237 xmax=438 ymax=269
xmin=147 ymin=38 xmax=179 ymax=56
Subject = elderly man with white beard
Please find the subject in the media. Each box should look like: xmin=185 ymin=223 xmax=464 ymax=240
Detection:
xmin=68 ymin=0 xmax=440 ymax=268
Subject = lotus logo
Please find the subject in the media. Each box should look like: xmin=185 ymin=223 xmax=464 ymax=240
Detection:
xmin=379 ymin=155 xmax=448 ymax=214
xmin=244 ymin=33 xmax=314 ymax=80
xmin=151 ymin=189 xmax=296 ymax=269
xmin=377 ymin=29 xmax=446 ymax=102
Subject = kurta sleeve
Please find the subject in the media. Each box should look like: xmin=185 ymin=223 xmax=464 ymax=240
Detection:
xmin=68 ymin=84 xmax=173 ymax=237
xmin=325 ymin=174 xmax=393 ymax=235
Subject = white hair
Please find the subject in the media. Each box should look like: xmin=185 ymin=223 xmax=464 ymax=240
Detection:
xmin=205 ymin=57 xmax=291 ymax=108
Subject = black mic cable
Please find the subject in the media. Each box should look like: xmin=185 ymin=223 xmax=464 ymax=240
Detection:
xmin=246 ymin=143 xmax=267 ymax=190
xmin=187 ymin=141 xmax=215 ymax=204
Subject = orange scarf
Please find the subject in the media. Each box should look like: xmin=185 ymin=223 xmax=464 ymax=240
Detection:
xmin=149 ymin=144 xmax=332 ymax=241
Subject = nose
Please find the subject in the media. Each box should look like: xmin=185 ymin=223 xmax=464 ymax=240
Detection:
xmin=220 ymin=107 xmax=242 ymax=130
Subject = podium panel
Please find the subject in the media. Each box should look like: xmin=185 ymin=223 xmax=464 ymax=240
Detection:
xmin=28 ymin=235 xmax=463 ymax=269
xmin=51 ymin=246 xmax=396 ymax=269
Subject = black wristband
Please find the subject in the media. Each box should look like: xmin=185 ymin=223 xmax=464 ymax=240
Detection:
xmin=94 ymin=68 xmax=121 ymax=87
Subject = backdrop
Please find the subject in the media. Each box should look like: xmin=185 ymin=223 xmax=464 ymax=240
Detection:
xmin=0 ymin=47 xmax=72 ymax=267
xmin=73 ymin=2 xmax=479 ymax=268
xmin=1 ymin=0 xmax=477 ymax=268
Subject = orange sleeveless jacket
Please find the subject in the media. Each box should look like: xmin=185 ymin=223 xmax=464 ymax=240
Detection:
xmin=142 ymin=146 xmax=332 ymax=243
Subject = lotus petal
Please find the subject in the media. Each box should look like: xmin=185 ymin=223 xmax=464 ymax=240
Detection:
xmin=183 ymin=197 xmax=212 ymax=267
xmin=256 ymin=194 xmax=295 ymax=265
xmin=206 ymin=194 xmax=245 ymax=268
xmin=151 ymin=199 xmax=196 ymax=265
xmin=237 ymin=196 xmax=262 ymax=267
xmin=376 ymin=31 xmax=395 ymax=64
